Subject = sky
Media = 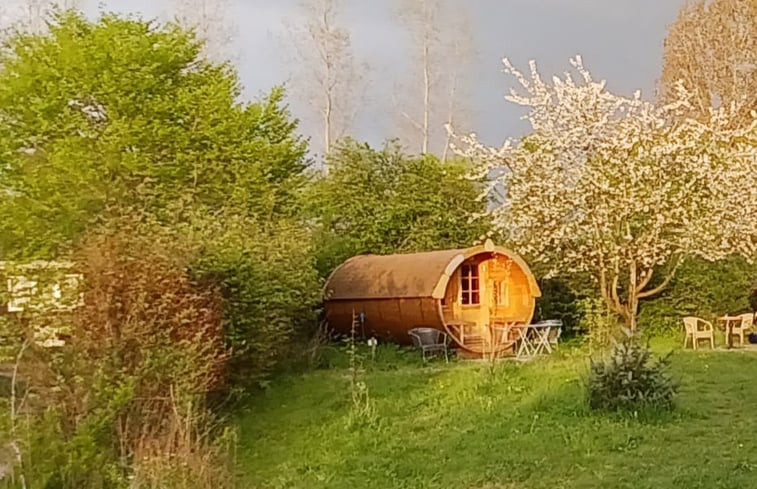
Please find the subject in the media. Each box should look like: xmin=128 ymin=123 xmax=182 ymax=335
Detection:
xmin=72 ymin=0 xmax=688 ymax=150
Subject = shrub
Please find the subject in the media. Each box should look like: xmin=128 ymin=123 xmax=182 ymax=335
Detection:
xmin=190 ymin=215 xmax=321 ymax=392
xmin=307 ymin=139 xmax=490 ymax=276
xmin=533 ymin=278 xmax=583 ymax=336
xmin=587 ymin=333 xmax=676 ymax=411
xmin=4 ymin=222 xmax=234 ymax=488
xmin=577 ymin=297 xmax=618 ymax=352
xmin=639 ymin=256 xmax=757 ymax=336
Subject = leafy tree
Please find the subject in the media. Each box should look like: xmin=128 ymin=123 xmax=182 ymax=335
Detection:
xmin=0 ymin=10 xmax=321 ymax=394
xmin=0 ymin=11 xmax=308 ymax=259
xmin=308 ymin=139 xmax=489 ymax=275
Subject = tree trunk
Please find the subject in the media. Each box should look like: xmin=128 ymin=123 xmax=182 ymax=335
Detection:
xmin=627 ymin=260 xmax=639 ymax=333
xmin=324 ymin=93 xmax=332 ymax=154
xmin=422 ymin=42 xmax=430 ymax=154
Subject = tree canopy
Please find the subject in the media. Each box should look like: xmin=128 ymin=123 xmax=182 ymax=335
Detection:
xmin=454 ymin=56 xmax=757 ymax=330
xmin=308 ymin=139 xmax=489 ymax=274
xmin=0 ymin=12 xmax=308 ymax=259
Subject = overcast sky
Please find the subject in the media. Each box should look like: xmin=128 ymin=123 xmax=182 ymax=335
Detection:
xmin=74 ymin=0 xmax=688 ymax=151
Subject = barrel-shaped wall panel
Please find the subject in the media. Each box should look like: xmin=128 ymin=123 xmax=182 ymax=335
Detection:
xmin=325 ymin=297 xmax=445 ymax=343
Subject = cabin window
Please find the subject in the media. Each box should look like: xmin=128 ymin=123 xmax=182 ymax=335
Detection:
xmin=460 ymin=264 xmax=479 ymax=305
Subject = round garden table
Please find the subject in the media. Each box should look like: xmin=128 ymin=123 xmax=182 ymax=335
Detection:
xmin=717 ymin=315 xmax=742 ymax=348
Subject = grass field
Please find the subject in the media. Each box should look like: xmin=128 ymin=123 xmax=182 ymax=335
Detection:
xmin=237 ymin=338 xmax=757 ymax=489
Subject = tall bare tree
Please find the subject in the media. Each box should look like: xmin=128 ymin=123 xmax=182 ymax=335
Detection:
xmin=168 ymin=0 xmax=236 ymax=62
xmin=396 ymin=0 xmax=475 ymax=156
xmin=1 ymin=0 xmax=80 ymax=33
xmin=660 ymin=0 xmax=757 ymax=127
xmin=286 ymin=0 xmax=362 ymax=156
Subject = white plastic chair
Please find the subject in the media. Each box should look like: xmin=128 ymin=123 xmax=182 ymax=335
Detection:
xmin=683 ymin=316 xmax=714 ymax=350
xmin=728 ymin=313 xmax=754 ymax=347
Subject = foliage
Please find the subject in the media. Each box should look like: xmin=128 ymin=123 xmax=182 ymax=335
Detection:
xmin=454 ymin=56 xmax=757 ymax=330
xmin=1 ymin=222 xmax=234 ymax=488
xmin=533 ymin=278 xmax=583 ymax=336
xmin=639 ymin=255 xmax=757 ymax=335
xmin=588 ymin=334 xmax=675 ymax=412
xmin=308 ymin=139 xmax=489 ymax=275
xmin=0 ymin=7 xmax=319 ymax=394
xmin=577 ymin=297 xmax=618 ymax=352
xmin=0 ymin=11 xmax=309 ymax=260
xmin=189 ymin=214 xmax=322 ymax=392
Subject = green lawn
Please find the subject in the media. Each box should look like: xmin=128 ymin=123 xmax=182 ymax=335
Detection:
xmin=237 ymin=339 xmax=757 ymax=489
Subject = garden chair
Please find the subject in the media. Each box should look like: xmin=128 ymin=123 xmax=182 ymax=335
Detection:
xmin=408 ymin=327 xmax=449 ymax=362
xmin=682 ymin=316 xmax=714 ymax=350
xmin=727 ymin=313 xmax=754 ymax=347
xmin=540 ymin=319 xmax=563 ymax=349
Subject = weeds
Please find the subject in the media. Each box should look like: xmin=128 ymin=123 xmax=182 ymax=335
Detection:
xmin=346 ymin=312 xmax=378 ymax=430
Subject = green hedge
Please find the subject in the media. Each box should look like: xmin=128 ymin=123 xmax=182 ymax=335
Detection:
xmin=639 ymin=256 xmax=757 ymax=336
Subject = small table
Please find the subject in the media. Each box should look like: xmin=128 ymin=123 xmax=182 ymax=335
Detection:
xmin=528 ymin=323 xmax=555 ymax=355
xmin=718 ymin=315 xmax=742 ymax=348
xmin=513 ymin=323 xmax=554 ymax=359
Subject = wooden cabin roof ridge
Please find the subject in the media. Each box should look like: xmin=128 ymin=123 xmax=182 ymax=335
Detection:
xmin=323 ymin=242 xmax=541 ymax=301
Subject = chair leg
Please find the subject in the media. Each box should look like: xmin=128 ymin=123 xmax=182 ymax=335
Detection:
xmin=710 ymin=335 xmax=714 ymax=349
xmin=683 ymin=335 xmax=689 ymax=349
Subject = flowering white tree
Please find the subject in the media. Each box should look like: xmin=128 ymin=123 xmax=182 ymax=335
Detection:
xmin=453 ymin=56 xmax=757 ymax=331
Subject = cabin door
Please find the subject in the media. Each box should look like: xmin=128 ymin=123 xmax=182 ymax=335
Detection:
xmin=458 ymin=261 xmax=489 ymax=329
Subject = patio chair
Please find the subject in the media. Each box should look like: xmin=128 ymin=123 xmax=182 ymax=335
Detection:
xmin=408 ymin=327 xmax=449 ymax=362
xmin=728 ymin=313 xmax=754 ymax=347
xmin=539 ymin=319 xmax=563 ymax=349
xmin=683 ymin=316 xmax=714 ymax=350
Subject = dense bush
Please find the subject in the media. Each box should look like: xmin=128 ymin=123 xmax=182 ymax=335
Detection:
xmin=533 ymin=278 xmax=583 ymax=336
xmin=3 ymin=224 xmax=234 ymax=488
xmin=0 ymin=9 xmax=320 ymax=396
xmin=190 ymin=215 xmax=321 ymax=392
xmin=588 ymin=334 xmax=676 ymax=411
xmin=639 ymin=256 xmax=757 ymax=335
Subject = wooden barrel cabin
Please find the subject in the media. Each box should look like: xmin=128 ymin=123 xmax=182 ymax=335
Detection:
xmin=323 ymin=240 xmax=541 ymax=356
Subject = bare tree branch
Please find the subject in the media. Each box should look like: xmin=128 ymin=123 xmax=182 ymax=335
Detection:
xmin=284 ymin=0 xmax=365 ymax=156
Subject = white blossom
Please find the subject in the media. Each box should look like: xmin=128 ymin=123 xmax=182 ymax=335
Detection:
xmin=452 ymin=56 xmax=757 ymax=330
